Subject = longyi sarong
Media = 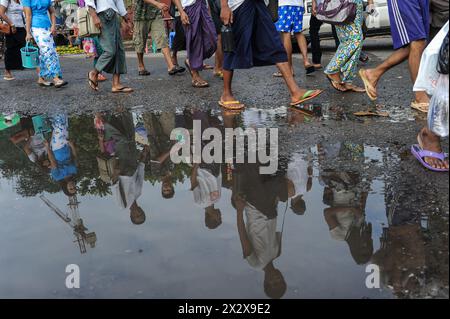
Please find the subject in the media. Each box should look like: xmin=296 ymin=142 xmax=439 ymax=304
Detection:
xmin=95 ymin=9 xmax=127 ymax=75
xmin=223 ymin=0 xmax=287 ymax=71
xmin=183 ymin=0 xmax=218 ymax=71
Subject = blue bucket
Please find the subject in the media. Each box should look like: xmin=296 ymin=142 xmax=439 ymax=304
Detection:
xmin=21 ymin=42 xmax=39 ymax=69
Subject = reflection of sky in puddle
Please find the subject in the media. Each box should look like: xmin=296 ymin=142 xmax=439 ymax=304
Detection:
xmin=0 ymin=109 xmax=447 ymax=299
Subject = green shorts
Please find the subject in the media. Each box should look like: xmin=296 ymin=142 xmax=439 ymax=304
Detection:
xmin=133 ymin=16 xmax=169 ymax=53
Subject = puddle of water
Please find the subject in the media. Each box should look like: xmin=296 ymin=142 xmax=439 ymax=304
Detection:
xmin=0 ymin=107 xmax=447 ymax=299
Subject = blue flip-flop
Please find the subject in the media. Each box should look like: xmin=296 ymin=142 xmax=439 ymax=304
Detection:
xmin=411 ymin=144 xmax=449 ymax=172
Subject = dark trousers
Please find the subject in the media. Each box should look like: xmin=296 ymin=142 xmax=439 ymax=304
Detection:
xmin=309 ymin=15 xmax=340 ymax=65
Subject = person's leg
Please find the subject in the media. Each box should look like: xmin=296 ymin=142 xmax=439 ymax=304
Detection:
xmin=332 ymin=25 xmax=340 ymax=48
xmin=341 ymin=4 xmax=365 ymax=91
xmin=184 ymin=5 xmax=203 ymax=84
xmin=324 ymin=24 xmax=348 ymax=90
xmin=309 ymin=15 xmax=323 ymax=68
xmin=134 ymin=20 xmax=150 ymax=74
xmin=295 ymin=32 xmax=312 ymax=68
xmin=360 ymin=47 xmax=410 ymax=97
xmin=214 ymin=33 xmax=223 ymax=75
xmin=3 ymin=34 xmax=14 ymax=79
xmin=408 ymin=39 xmax=429 ymax=103
xmin=221 ymin=70 xmax=234 ymax=101
xmin=32 ymin=28 xmax=65 ymax=86
xmin=418 ymin=127 xmax=449 ymax=170
xmin=151 ymin=16 xmax=176 ymax=72
xmin=281 ymin=32 xmax=294 ymax=75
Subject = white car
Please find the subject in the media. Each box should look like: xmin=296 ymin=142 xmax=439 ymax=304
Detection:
xmin=302 ymin=0 xmax=391 ymax=39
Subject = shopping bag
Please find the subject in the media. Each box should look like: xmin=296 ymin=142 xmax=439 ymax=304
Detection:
xmin=428 ymin=74 xmax=449 ymax=137
xmin=414 ymin=21 xmax=449 ymax=95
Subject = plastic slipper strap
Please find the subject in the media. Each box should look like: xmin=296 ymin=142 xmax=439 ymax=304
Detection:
xmin=417 ymin=149 xmax=447 ymax=161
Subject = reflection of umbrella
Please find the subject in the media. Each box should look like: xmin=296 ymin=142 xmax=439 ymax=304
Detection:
xmin=0 ymin=114 xmax=20 ymax=131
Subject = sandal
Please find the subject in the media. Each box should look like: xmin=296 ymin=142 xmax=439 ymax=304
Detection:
xmin=3 ymin=76 xmax=15 ymax=81
xmin=112 ymin=86 xmax=134 ymax=93
xmin=273 ymin=71 xmax=283 ymax=78
xmin=54 ymin=80 xmax=68 ymax=88
xmin=192 ymin=79 xmax=209 ymax=88
xmin=168 ymin=65 xmax=186 ymax=75
xmin=326 ymin=74 xmax=347 ymax=92
xmin=290 ymin=89 xmax=323 ymax=106
xmin=214 ymin=71 xmax=224 ymax=78
xmin=138 ymin=70 xmax=151 ymax=76
xmin=203 ymin=64 xmax=214 ymax=70
xmin=305 ymin=65 xmax=316 ymax=76
xmin=38 ymin=81 xmax=53 ymax=87
xmin=344 ymin=83 xmax=366 ymax=93
xmin=88 ymin=72 xmax=98 ymax=91
xmin=218 ymin=100 xmax=245 ymax=110
xmin=359 ymin=69 xmax=377 ymax=101
xmin=411 ymin=101 xmax=429 ymax=113
xmin=411 ymin=144 xmax=449 ymax=172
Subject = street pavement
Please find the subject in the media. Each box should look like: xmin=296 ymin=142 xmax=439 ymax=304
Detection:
xmin=0 ymin=37 xmax=448 ymax=212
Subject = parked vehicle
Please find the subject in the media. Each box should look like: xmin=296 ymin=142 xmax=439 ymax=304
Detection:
xmin=302 ymin=0 xmax=391 ymax=39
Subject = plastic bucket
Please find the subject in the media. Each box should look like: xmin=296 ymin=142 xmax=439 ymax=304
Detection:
xmin=21 ymin=42 xmax=39 ymax=69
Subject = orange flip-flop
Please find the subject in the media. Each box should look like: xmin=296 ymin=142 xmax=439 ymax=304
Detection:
xmin=290 ymin=89 xmax=323 ymax=107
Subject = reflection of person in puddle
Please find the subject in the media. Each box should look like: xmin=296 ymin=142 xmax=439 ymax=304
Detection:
xmin=9 ymin=116 xmax=51 ymax=169
xmin=318 ymin=141 xmax=373 ymax=264
xmin=143 ymin=112 xmax=178 ymax=199
xmin=321 ymin=171 xmax=373 ymax=265
xmin=104 ymin=110 xmax=147 ymax=225
xmin=190 ymin=163 xmax=222 ymax=230
xmin=287 ymin=153 xmax=313 ymax=215
xmin=233 ymin=162 xmax=292 ymax=299
xmin=47 ymin=113 xmax=78 ymax=196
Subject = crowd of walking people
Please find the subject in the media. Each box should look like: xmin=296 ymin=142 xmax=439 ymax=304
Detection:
xmin=0 ymin=0 xmax=448 ymax=172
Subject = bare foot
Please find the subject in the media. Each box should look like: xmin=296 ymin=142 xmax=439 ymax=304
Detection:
xmin=221 ymin=92 xmax=237 ymax=103
xmin=344 ymin=83 xmax=366 ymax=93
xmin=418 ymin=127 xmax=449 ymax=170
xmin=414 ymin=91 xmax=430 ymax=104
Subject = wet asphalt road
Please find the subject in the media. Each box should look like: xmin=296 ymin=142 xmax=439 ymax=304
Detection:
xmin=0 ymin=37 xmax=449 ymax=213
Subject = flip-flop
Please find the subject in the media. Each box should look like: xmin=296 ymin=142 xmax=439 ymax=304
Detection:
xmin=203 ymin=64 xmax=214 ymax=70
xmin=358 ymin=69 xmax=377 ymax=101
xmin=344 ymin=84 xmax=366 ymax=93
xmin=326 ymin=75 xmax=347 ymax=92
xmin=411 ymin=101 xmax=429 ymax=113
xmin=290 ymin=89 xmax=323 ymax=106
xmin=214 ymin=71 xmax=224 ymax=78
xmin=54 ymin=80 xmax=68 ymax=88
xmin=112 ymin=87 xmax=134 ymax=93
xmin=305 ymin=65 xmax=316 ymax=76
xmin=218 ymin=100 xmax=245 ymax=110
xmin=411 ymin=144 xmax=449 ymax=172
xmin=138 ymin=70 xmax=151 ymax=76
xmin=88 ymin=72 xmax=98 ymax=91
xmin=38 ymin=81 xmax=53 ymax=87
xmin=192 ymin=80 xmax=209 ymax=88
xmin=169 ymin=65 xmax=186 ymax=75
xmin=3 ymin=76 xmax=15 ymax=81
xmin=273 ymin=71 xmax=283 ymax=78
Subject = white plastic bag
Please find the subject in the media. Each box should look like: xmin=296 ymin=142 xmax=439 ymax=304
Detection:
xmin=428 ymin=74 xmax=449 ymax=137
xmin=414 ymin=21 xmax=449 ymax=96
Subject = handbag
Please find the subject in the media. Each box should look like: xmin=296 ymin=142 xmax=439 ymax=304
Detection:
xmin=316 ymin=0 xmax=357 ymax=25
xmin=77 ymin=6 xmax=101 ymax=38
xmin=96 ymin=153 xmax=118 ymax=184
xmin=0 ymin=22 xmax=11 ymax=35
